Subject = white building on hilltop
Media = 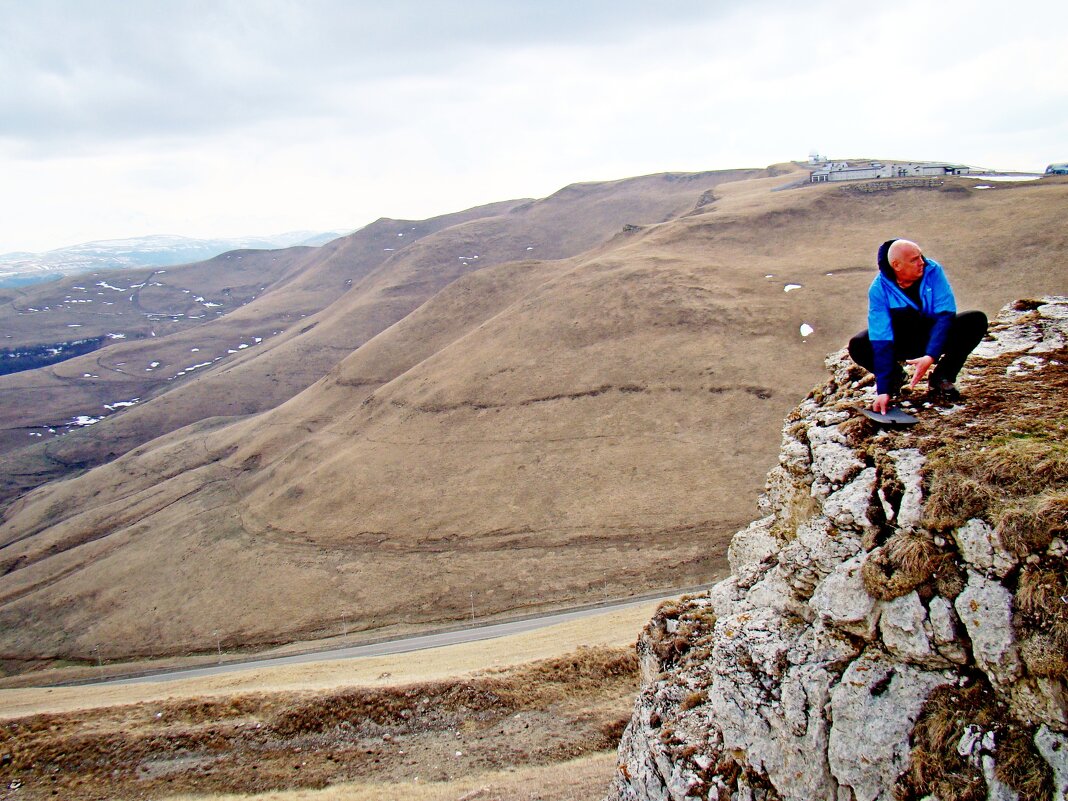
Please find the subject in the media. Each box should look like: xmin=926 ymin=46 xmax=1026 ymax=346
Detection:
xmin=808 ymin=158 xmax=972 ymax=183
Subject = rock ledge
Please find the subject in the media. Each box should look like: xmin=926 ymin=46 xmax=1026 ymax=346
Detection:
xmin=608 ymin=298 xmax=1068 ymax=801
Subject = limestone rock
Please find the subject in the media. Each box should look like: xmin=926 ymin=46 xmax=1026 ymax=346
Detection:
xmin=779 ymin=431 xmax=811 ymax=475
xmin=880 ymin=591 xmax=944 ymax=667
xmin=709 ymin=609 xmax=838 ymax=800
xmin=927 ymin=595 xmax=969 ymax=665
xmin=810 ymin=552 xmax=879 ymax=639
xmin=1035 ymin=726 xmax=1068 ymax=801
xmin=608 ymin=298 xmax=1068 ymax=801
xmin=955 ymin=570 xmax=1022 ymax=684
xmin=828 ymin=649 xmax=953 ymax=801
xmin=808 ymin=424 xmax=864 ymax=495
xmin=728 ymin=515 xmax=779 ymax=588
xmin=887 ymin=448 xmax=925 ymax=530
xmin=823 ymin=467 xmax=877 ymax=534
xmin=953 ymin=518 xmax=1017 ymax=578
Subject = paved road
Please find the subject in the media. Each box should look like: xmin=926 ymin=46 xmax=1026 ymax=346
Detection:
xmin=109 ymin=586 xmax=717 ymax=686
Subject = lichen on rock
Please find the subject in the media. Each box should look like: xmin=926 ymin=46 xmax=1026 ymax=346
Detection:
xmin=608 ymin=297 xmax=1068 ymax=801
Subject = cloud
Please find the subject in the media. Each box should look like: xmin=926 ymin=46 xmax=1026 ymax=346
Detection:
xmin=1 ymin=0 xmax=1066 ymax=252
xmin=0 ymin=0 xmax=747 ymax=153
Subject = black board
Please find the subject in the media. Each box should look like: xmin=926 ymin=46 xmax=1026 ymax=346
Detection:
xmin=859 ymin=406 xmax=919 ymax=426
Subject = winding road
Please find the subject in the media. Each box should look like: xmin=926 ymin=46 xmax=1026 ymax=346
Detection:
xmin=109 ymin=583 xmax=720 ymax=686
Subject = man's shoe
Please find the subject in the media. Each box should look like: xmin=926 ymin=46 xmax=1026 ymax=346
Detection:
xmin=928 ymin=375 xmax=962 ymax=402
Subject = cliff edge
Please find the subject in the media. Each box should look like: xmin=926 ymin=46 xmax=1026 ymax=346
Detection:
xmin=609 ymin=297 xmax=1068 ymax=801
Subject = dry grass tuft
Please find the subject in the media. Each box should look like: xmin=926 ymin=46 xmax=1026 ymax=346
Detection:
xmin=1015 ymin=566 xmax=1067 ymax=618
xmin=895 ymin=680 xmax=1051 ymax=801
xmin=1013 ymin=565 xmax=1068 ymax=680
xmin=644 ymin=601 xmax=718 ymax=670
xmin=924 ymin=434 xmax=1068 ymax=533
xmin=862 ymin=531 xmax=946 ymax=601
xmin=839 ymin=415 xmax=876 ymax=447
xmin=1018 ymin=632 xmax=1068 ymax=679
xmin=993 ymin=728 xmax=1054 ymax=800
xmin=932 ymin=559 xmax=967 ymax=600
xmin=997 ymin=490 xmax=1068 ymax=558
xmin=923 ymin=471 xmax=998 ymax=531
xmin=679 ymin=690 xmax=708 ymax=711
xmin=1011 ymin=299 xmax=1045 ymax=312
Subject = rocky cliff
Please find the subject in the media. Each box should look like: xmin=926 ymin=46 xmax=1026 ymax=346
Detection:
xmin=609 ymin=298 xmax=1068 ymax=801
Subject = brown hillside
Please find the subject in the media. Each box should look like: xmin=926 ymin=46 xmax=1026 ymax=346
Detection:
xmin=0 ymin=168 xmax=1066 ymax=671
xmin=0 ymin=173 xmax=757 ymax=505
xmin=0 ymin=200 xmax=526 ymax=496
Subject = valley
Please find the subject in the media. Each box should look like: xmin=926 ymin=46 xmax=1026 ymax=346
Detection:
xmin=1 ymin=165 xmax=1065 ymax=678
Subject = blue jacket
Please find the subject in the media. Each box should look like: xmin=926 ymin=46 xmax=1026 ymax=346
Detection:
xmin=867 ymin=241 xmax=956 ymax=395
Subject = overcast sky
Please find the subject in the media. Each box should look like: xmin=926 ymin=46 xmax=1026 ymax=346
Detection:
xmin=2 ymin=0 xmax=1066 ymax=253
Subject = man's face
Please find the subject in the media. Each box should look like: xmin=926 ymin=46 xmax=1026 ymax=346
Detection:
xmin=891 ymin=245 xmax=925 ymax=287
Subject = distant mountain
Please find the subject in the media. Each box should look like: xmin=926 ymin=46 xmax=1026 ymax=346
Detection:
xmin=293 ymin=231 xmax=345 ymax=247
xmin=0 ymin=231 xmax=344 ymax=285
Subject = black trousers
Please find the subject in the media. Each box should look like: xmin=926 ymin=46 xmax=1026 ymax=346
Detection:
xmin=848 ymin=310 xmax=988 ymax=383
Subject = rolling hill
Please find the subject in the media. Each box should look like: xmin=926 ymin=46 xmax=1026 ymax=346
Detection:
xmin=0 ymin=166 xmax=1065 ymax=673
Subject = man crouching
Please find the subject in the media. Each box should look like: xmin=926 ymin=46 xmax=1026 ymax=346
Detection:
xmin=848 ymin=239 xmax=987 ymax=415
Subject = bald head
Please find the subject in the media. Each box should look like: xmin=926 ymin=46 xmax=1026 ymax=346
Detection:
xmin=887 ymin=239 xmax=926 ymax=288
xmin=888 ymin=239 xmax=921 ymax=265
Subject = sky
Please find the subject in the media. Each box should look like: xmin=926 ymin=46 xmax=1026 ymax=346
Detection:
xmin=2 ymin=0 xmax=1066 ymax=254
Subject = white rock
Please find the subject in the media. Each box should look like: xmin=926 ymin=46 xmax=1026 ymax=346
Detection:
xmin=828 ymin=650 xmax=952 ymax=801
xmin=814 ymin=409 xmax=850 ymax=426
xmin=973 ymin=317 xmax=1044 ymax=359
xmin=1008 ymin=677 xmax=1068 ymax=730
xmin=927 ymin=597 xmax=958 ymax=645
xmin=823 ymin=467 xmax=877 ymax=532
xmin=955 ymin=571 xmax=1022 ymax=684
xmin=810 ymin=553 xmax=880 ymax=639
xmin=710 ymin=609 xmax=836 ymax=801
xmin=888 ymin=449 xmax=925 ymax=530
xmin=953 ymin=518 xmax=1017 ymax=578
xmin=1006 ymin=354 xmax=1046 ymax=376
xmin=791 ymin=516 xmax=863 ymax=581
xmin=707 ymin=576 xmax=746 ymax=621
xmin=780 ymin=434 xmax=811 ymax=475
xmin=880 ymin=592 xmax=936 ymax=665
xmin=1035 ymin=726 xmax=1068 ymax=801
xmin=956 ymin=723 xmax=988 ymax=763
xmin=925 ymin=596 xmax=969 ymax=665
xmin=810 ymin=441 xmax=864 ymax=489
xmin=762 ymin=465 xmax=805 ymax=518
xmin=745 ymin=568 xmax=804 ymax=616
xmin=728 ymin=515 xmax=780 ymax=588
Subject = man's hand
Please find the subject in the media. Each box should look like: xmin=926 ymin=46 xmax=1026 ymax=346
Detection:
xmin=873 ymin=393 xmax=891 ymax=415
xmin=906 ymin=355 xmax=936 ymax=388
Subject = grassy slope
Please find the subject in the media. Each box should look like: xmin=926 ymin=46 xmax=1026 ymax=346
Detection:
xmin=0 ymin=173 xmax=754 ymax=504
xmin=0 ymin=171 xmax=1065 ymax=669
xmin=0 ymin=603 xmax=662 ymax=801
xmin=0 ymin=201 xmax=524 ymax=500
